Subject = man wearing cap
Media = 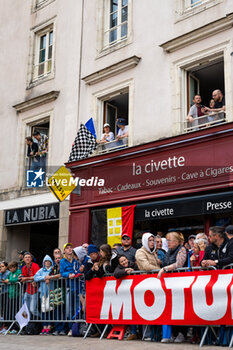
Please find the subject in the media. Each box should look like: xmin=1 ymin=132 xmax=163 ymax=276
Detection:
xmin=18 ymin=250 xmax=26 ymax=270
xmin=20 ymin=252 xmax=40 ymax=317
xmin=116 ymin=118 xmax=128 ymax=141
xmin=201 ymin=226 xmax=233 ymax=268
xmin=100 ymin=123 xmax=114 ymax=143
xmin=116 ymin=234 xmax=136 ymax=263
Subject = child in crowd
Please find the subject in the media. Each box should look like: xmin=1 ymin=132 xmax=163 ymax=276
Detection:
xmin=0 ymin=262 xmax=10 ymax=334
xmin=98 ymin=244 xmax=118 ymax=275
xmin=114 ymin=255 xmax=138 ymax=340
xmin=73 ymin=246 xmax=89 ymax=272
xmin=34 ymin=255 xmax=54 ymax=335
xmin=4 ymin=261 xmax=21 ymax=333
xmin=84 ymin=245 xmax=100 ymax=280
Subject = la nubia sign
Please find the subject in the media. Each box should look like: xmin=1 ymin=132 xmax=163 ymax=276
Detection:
xmin=86 ymin=270 xmax=233 ymax=325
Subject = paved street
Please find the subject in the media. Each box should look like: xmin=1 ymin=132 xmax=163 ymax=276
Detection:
xmin=0 ymin=336 xmax=227 ymax=350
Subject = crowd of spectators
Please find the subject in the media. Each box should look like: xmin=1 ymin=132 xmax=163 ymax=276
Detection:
xmin=0 ymin=225 xmax=233 ymax=342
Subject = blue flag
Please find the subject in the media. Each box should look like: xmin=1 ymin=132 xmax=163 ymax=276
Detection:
xmin=85 ymin=118 xmax=96 ymax=139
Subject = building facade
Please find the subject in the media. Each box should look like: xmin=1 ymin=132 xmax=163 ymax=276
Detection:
xmin=67 ymin=0 xmax=233 ymax=246
xmin=0 ymin=0 xmax=233 ymax=260
xmin=0 ymin=0 xmax=83 ymax=263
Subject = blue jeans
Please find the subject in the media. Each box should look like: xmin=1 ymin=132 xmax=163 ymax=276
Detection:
xmin=67 ymin=291 xmax=80 ymax=330
xmin=53 ymin=306 xmax=66 ymax=332
xmin=24 ymin=292 xmax=39 ymax=317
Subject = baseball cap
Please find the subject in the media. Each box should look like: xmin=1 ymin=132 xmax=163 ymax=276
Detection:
xmin=23 ymin=251 xmax=32 ymax=257
xmin=188 ymin=235 xmax=196 ymax=240
xmin=18 ymin=250 xmax=27 ymax=255
xmin=117 ymin=118 xmax=126 ymax=126
xmin=63 ymin=243 xmax=72 ymax=250
xmin=225 ymin=225 xmax=233 ymax=235
xmin=122 ymin=234 xmax=130 ymax=239
xmin=104 ymin=123 xmax=110 ymax=128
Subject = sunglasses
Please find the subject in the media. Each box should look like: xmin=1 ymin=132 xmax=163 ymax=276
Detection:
xmin=122 ymin=237 xmax=130 ymax=240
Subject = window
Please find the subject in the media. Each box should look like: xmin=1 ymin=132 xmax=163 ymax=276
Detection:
xmin=25 ymin=118 xmax=50 ymax=175
xmin=104 ymin=91 xmax=129 ymax=136
xmin=175 ymin=0 xmax=223 ymax=22
xmin=33 ymin=27 xmax=53 ymax=81
xmin=185 ymin=57 xmax=226 ymax=131
xmin=32 ymin=0 xmax=56 ymax=12
xmin=94 ymin=83 xmax=133 ymax=154
xmin=104 ymin=0 xmax=128 ymax=48
xmin=185 ymin=0 xmax=205 ymax=9
xmin=172 ymin=41 xmax=233 ymax=134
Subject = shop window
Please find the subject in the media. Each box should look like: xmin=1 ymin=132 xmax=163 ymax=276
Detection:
xmin=25 ymin=119 xmax=50 ymax=174
xmin=98 ymin=90 xmax=129 ymax=153
xmin=183 ymin=56 xmax=226 ymax=132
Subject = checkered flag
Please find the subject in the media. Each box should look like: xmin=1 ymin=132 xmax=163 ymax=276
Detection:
xmin=68 ymin=124 xmax=97 ymax=162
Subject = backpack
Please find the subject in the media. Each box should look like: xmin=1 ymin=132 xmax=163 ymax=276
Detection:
xmin=71 ymin=322 xmax=80 ymax=337
xmin=25 ymin=322 xmax=42 ymax=335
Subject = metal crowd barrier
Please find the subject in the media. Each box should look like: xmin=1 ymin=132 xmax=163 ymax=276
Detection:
xmin=0 ymin=282 xmax=22 ymax=322
xmin=0 ymin=275 xmax=86 ymax=335
xmin=89 ymin=265 xmax=233 ymax=346
xmin=1 ymin=266 xmax=233 ymax=345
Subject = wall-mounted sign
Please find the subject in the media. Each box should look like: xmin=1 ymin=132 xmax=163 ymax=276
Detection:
xmin=5 ymin=203 xmax=59 ymax=226
xmin=134 ymin=191 xmax=233 ymax=221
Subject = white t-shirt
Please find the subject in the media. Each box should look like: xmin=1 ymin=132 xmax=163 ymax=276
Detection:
xmin=101 ymin=131 xmax=114 ymax=142
xmin=117 ymin=125 xmax=128 ymax=137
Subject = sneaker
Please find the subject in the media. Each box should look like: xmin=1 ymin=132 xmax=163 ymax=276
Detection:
xmin=0 ymin=328 xmax=7 ymax=335
xmin=67 ymin=330 xmax=72 ymax=337
xmin=187 ymin=327 xmax=193 ymax=338
xmin=90 ymin=331 xmax=100 ymax=338
xmin=52 ymin=331 xmax=60 ymax=336
xmin=10 ymin=330 xmax=17 ymax=335
xmin=40 ymin=328 xmax=46 ymax=335
xmin=127 ymin=333 xmax=137 ymax=340
xmin=191 ymin=334 xmax=200 ymax=344
xmin=46 ymin=329 xmax=52 ymax=335
xmin=59 ymin=330 xmax=66 ymax=336
xmin=161 ymin=338 xmax=171 ymax=343
xmin=174 ymin=332 xmax=185 ymax=343
xmin=143 ymin=337 xmax=151 ymax=341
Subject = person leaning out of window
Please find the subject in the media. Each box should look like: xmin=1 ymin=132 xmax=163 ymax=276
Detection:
xmin=100 ymin=123 xmax=115 ymax=143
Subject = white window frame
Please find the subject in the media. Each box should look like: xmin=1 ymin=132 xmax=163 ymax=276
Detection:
xmin=92 ymin=79 xmax=134 ymax=147
xmin=27 ymin=18 xmax=56 ymax=88
xmin=175 ymin=0 xmax=223 ymax=22
xmin=32 ymin=0 xmax=56 ymax=12
xmin=104 ymin=0 xmax=128 ymax=47
xmin=96 ymin=0 xmax=133 ymax=58
xmin=34 ymin=26 xmax=53 ymax=80
xmin=171 ymin=41 xmax=233 ymax=134
xmin=19 ymin=111 xmax=53 ymax=188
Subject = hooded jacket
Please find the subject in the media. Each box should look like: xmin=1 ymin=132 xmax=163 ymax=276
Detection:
xmin=34 ymin=255 xmax=54 ymax=296
xmin=73 ymin=246 xmax=89 ymax=266
xmin=135 ymin=233 xmax=160 ymax=271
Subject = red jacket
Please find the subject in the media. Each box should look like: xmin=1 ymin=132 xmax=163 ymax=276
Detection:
xmin=22 ymin=262 xmax=40 ymax=294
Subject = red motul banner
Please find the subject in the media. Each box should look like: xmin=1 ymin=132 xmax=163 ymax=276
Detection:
xmin=86 ymin=270 xmax=233 ymax=325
